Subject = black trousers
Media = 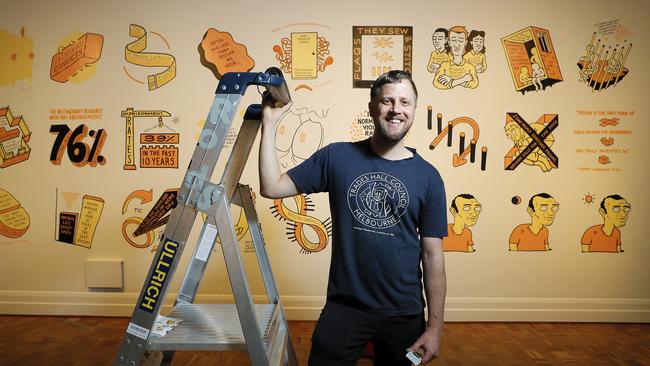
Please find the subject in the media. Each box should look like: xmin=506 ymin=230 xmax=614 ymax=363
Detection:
xmin=308 ymin=301 xmax=425 ymax=366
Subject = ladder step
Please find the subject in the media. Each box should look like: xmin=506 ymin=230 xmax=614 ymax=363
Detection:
xmin=147 ymin=304 xmax=281 ymax=352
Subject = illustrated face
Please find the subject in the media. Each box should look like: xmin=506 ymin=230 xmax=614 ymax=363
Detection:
xmin=505 ymin=122 xmax=522 ymax=141
xmin=453 ymin=196 xmax=482 ymax=227
xmin=369 ymin=80 xmax=417 ymax=143
xmin=432 ymin=31 xmax=447 ymax=51
xmin=530 ymin=196 xmax=559 ymax=226
xmin=601 ymin=198 xmax=631 ymax=228
xmin=449 ymin=31 xmax=467 ymax=56
xmin=471 ymin=35 xmax=484 ymax=52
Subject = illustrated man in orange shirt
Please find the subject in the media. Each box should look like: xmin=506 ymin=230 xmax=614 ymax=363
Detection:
xmin=509 ymin=193 xmax=559 ymax=251
xmin=581 ymin=194 xmax=631 ymax=253
xmin=443 ymin=194 xmax=482 ymax=252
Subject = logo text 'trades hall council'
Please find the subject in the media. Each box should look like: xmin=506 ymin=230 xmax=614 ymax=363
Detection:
xmin=347 ymin=172 xmax=409 ymax=230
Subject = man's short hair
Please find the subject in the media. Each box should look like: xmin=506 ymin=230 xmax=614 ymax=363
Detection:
xmin=451 ymin=193 xmax=475 ymax=212
xmin=370 ymin=70 xmax=418 ymax=101
xmin=528 ymin=192 xmax=552 ymax=211
xmin=448 ymin=25 xmax=468 ymax=39
xmin=600 ymin=194 xmax=625 ymax=213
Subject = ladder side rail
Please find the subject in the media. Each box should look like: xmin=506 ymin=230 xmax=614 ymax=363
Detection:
xmin=174 ymin=111 xmax=262 ymax=305
xmin=219 ymin=106 xmax=263 ymax=197
xmin=213 ymin=196 xmax=270 ymax=365
xmin=114 ymin=203 xmax=198 ymax=365
xmin=181 ymin=93 xmax=241 ymax=209
xmin=115 ymin=68 xmax=291 ymax=366
xmin=238 ymin=185 xmax=299 ymax=366
xmin=238 ymin=184 xmax=280 ymax=304
xmin=115 ymin=92 xmax=240 ymax=366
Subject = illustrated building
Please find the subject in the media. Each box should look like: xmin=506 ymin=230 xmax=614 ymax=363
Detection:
xmin=502 ymin=26 xmax=563 ymax=93
xmin=0 ymin=107 xmax=31 ymax=168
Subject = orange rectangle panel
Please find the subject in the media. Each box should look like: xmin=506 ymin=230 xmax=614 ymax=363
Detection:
xmin=140 ymin=146 xmax=178 ymax=168
xmin=50 ymin=33 xmax=104 ymax=82
xmin=140 ymin=133 xmax=179 ymax=144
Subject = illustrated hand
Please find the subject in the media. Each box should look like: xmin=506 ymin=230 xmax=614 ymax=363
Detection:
xmin=437 ymin=75 xmax=453 ymax=87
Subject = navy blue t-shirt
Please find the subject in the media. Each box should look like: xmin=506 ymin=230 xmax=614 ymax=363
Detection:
xmin=287 ymin=139 xmax=447 ymax=315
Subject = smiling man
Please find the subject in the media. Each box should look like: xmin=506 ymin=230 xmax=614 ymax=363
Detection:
xmin=259 ymin=70 xmax=448 ymax=365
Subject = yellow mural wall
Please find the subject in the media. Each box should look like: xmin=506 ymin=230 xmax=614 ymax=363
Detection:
xmin=0 ymin=0 xmax=648 ymax=321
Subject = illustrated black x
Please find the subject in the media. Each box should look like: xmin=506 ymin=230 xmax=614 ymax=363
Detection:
xmin=506 ymin=113 xmax=559 ymax=170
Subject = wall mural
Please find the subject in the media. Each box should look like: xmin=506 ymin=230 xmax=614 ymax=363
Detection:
xmin=0 ymin=188 xmax=30 ymax=240
xmin=0 ymin=27 xmax=34 ymax=86
xmin=349 ymin=110 xmax=374 ymax=142
xmin=428 ymin=26 xmax=486 ymax=90
xmin=54 ymin=189 xmax=105 ymax=248
xmin=352 ymin=26 xmax=412 ymax=88
xmin=577 ymin=20 xmax=631 ymax=91
xmin=443 ymin=193 xmax=482 ymax=253
xmin=199 ymin=28 xmax=255 ymax=80
xmin=122 ymin=188 xmax=176 ymax=251
xmin=273 ymin=23 xmax=334 ymax=92
xmin=0 ymin=106 xmax=31 ymax=169
xmin=502 ymin=26 xmax=563 ymax=94
xmin=574 ymin=110 xmax=633 ymax=173
xmin=504 ymin=113 xmax=558 ymax=172
xmin=121 ymin=107 xmax=179 ymax=170
xmin=428 ymin=110 xmax=487 ymax=170
xmin=271 ymin=105 xmax=332 ymax=254
xmin=123 ymin=24 xmax=176 ymax=90
xmin=581 ymin=194 xmax=630 ymax=253
xmin=50 ymin=32 xmax=104 ymax=83
xmin=509 ymin=193 xmax=559 ymax=252
xmin=48 ymin=108 xmax=104 ymax=167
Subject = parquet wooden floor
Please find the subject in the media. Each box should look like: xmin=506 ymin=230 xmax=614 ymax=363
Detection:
xmin=0 ymin=315 xmax=648 ymax=365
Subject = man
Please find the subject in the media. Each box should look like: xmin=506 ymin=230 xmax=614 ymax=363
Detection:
xmin=509 ymin=193 xmax=559 ymax=251
xmin=581 ymin=194 xmax=631 ymax=253
xmin=443 ymin=194 xmax=482 ymax=253
xmin=433 ymin=26 xmax=478 ymax=89
xmin=259 ymin=70 xmax=448 ymax=365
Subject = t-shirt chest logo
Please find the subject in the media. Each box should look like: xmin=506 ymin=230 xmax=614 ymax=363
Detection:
xmin=347 ymin=172 xmax=409 ymax=229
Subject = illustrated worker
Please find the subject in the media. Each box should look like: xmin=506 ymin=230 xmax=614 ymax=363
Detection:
xmin=259 ymin=70 xmax=448 ymax=365
xmin=581 ymin=194 xmax=631 ymax=253
xmin=509 ymin=193 xmax=559 ymax=251
xmin=433 ymin=26 xmax=478 ymax=89
xmin=443 ymin=194 xmax=482 ymax=252
xmin=426 ymin=28 xmax=452 ymax=75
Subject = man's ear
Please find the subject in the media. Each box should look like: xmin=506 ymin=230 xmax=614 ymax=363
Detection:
xmin=526 ymin=206 xmax=534 ymax=216
xmin=450 ymin=207 xmax=457 ymax=215
xmin=598 ymin=207 xmax=606 ymax=217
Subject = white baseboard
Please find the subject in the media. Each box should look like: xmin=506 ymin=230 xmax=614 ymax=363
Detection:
xmin=1 ymin=291 xmax=648 ymax=322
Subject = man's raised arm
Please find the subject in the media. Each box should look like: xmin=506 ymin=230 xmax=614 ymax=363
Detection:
xmin=258 ymin=97 xmax=300 ymax=199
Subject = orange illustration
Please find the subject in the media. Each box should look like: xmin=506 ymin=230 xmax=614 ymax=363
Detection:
xmin=429 ymin=111 xmax=487 ymax=170
xmin=443 ymin=194 xmax=482 ymax=253
xmin=199 ymin=28 xmax=255 ymax=79
xmin=50 ymin=33 xmax=103 ymax=83
xmin=581 ymin=194 xmax=630 ymax=253
xmin=0 ymin=27 xmax=34 ymax=86
xmin=509 ymin=193 xmax=559 ymax=252
xmin=599 ymin=118 xmax=619 ymax=127
xmin=0 ymin=107 xmax=31 ymax=169
xmin=0 ymin=189 xmax=30 ymax=238
xmin=600 ymin=137 xmax=614 ymax=146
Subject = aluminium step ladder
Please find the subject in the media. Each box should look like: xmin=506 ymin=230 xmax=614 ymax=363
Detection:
xmin=114 ymin=68 xmax=298 ymax=366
